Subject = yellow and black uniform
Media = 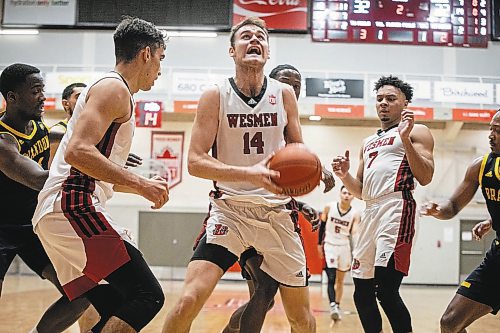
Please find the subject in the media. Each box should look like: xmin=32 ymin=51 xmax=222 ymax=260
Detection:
xmin=0 ymin=119 xmax=51 ymax=279
xmin=50 ymin=119 xmax=68 ymax=132
xmin=457 ymin=152 xmax=500 ymax=314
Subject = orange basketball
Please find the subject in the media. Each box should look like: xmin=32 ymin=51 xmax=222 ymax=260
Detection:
xmin=269 ymin=143 xmax=322 ymax=197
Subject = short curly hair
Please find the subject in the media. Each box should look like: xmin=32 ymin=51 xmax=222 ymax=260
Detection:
xmin=269 ymin=64 xmax=301 ymax=80
xmin=0 ymin=63 xmax=40 ymax=99
xmin=374 ymin=75 xmax=413 ymax=102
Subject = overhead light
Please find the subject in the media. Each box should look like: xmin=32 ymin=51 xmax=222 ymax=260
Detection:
xmin=309 ymin=115 xmax=322 ymax=121
xmin=165 ymin=31 xmax=217 ymax=38
xmin=0 ymin=29 xmax=39 ymax=35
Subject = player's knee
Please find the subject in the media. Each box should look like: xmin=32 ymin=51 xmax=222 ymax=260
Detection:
xmin=375 ymin=287 xmax=400 ymax=305
xmin=143 ymin=286 xmax=165 ymax=315
xmin=253 ymin=279 xmax=278 ymax=301
xmin=288 ymin=310 xmax=315 ymax=332
xmin=174 ymin=293 xmax=201 ymax=317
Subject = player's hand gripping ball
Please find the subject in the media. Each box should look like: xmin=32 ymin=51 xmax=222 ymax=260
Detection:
xmin=269 ymin=143 xmax=322 ymax=196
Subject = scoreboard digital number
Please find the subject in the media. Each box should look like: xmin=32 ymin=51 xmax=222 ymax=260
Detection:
xmin=312 ymin=0 xmax=489 ymax=48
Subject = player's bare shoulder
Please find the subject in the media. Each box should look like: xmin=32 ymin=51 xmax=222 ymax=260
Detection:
xmin=409 ymin=123 xmax=434 ymax=146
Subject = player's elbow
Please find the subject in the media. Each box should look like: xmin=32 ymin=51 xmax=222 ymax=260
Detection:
xmin=187 ymin=153 xmax=202 ymax=177
xmin=64 ymin=143 xmax=87 ymax=168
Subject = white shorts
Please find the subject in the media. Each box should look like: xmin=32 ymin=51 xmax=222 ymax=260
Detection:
xmin=205 ymin=197 xmax=307 ymax=287
xmin=352 ymin=191 xmax=416 ymax=279
xmin=324 ymin=243 xmax=352 ymax=271
xmin=34 ymin=195 xmax=135 ymax=300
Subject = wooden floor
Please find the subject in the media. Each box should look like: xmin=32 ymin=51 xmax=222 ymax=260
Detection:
xmin=1 ymin=275 xmax=499 ymax=332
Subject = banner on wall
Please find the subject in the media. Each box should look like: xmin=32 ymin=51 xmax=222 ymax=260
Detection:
xmin=306 ymin=78 xmax=364 ymax=99
xmin=369 ymin=79 xmax=432 ymax=100
xmin=135 ymin=101 xmax=162 ymax=128
xmin=43 ymin=98 xmax=57 ymax=111
xmin=434 ymin=82 xmax=494 ymax=104
xmin=174 ymin=100 xmax=198 ymax=113
xmin=151 ymin=132 xmax=184 ymax=189
xmin=3 ymin=0 xmax=77 ymax=25
xmin=233 ymin=0 xmax=308 ymax=31
xmin=407 ymin=106 xmax=434 ymax=120
xmin=44 ymin=72 xmax=104 ymax=94
xmin=314 ymin=104 xmax=364 ymax=118
xmin=452 ymin=108 xmax=497 ymax=122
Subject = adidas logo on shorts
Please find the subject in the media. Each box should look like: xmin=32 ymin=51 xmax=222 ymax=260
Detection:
xmin=295 ymin=271 xmax=304 ymax=278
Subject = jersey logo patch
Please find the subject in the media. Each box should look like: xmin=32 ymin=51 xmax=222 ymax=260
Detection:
xmin=248 ymin=98 xmax=257 ymax=105
xmin=269 ymin=94 xmax=276 ymax=105
xmin=460 ymin=281 xmax=471 ymax=288
xmin=213 ymin=224 xmax=229 ymax=236
xmin=485 ymin=170 xmax=493 ymax=177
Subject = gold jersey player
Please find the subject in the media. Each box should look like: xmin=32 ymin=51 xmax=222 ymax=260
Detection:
xmin=333 ymin=75 xmax=435 ymax=333
xmin=422 ymin=110 xmax=500 ymax=333
xmin=0 ymin=63 xmax=88 ymax=333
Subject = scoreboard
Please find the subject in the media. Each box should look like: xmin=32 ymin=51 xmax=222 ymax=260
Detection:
xmin=311 ymin=0 xmax=489 ymax=47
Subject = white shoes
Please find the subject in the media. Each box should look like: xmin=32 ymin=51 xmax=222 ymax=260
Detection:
xmin=330 ymin=303 xmax=342 ymax=321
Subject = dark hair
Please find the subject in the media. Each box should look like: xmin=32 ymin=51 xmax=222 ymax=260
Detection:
xmin=0 ymin=63 xmax=40 ymax=99
xmin=374 ymin=75 xmax=413 ymax=102
xmin=230 ymin=17 xmax=268 ymax=47
xmin=269 ymin=64 xmax=301 ymax=80
xmin=113 ymin=16 xmax=167 ymax=64
xmin=62 ymin=82 xmax=86 ymax=100
xmin=340 ymin=185 xmax=346 ymax=191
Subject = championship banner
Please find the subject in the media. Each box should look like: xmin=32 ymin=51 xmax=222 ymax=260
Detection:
xmin=314 ymin=104 xmax=365 ymax=118
xmin=306 ymin=78 xmax=364 ymax=99
xmin=135 ymin=101 xmax=162 ymax=128
xmin=233 ymin=0 xmax=308 ymax=31
xmin=151 ymin=132 xmax=184 ymax=189
xmin=452 ymin=108 xmax=497 ymax=122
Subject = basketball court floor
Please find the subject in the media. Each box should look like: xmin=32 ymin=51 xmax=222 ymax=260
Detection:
xmin=1 ymin=275 xmax=499 ymax=332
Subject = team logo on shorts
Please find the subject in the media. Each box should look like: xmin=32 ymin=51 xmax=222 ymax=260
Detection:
xmin=269 ymin=94 xmax=276 ymax=105
xmin=330 ymin=258 xmax=335 ymax=264
xmin=352 ymin=259 xmax=360 ymax=270
xmin=213 ymin=224 xmax=229 ymax=236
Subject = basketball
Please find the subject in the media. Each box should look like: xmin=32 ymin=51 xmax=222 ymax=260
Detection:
xmin=269 ymin=143 xmax=322 ymax=196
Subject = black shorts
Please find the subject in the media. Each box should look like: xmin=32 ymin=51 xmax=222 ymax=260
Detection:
xmin=239 ymin=247 xmax=259 ymax=280
xmin=457 ymin=238 xmax=500 ymax=314
xmin=190 ymin=234 xmax=238 ymax=272
xmin=0 ymin=225 xmax=50 ymax=280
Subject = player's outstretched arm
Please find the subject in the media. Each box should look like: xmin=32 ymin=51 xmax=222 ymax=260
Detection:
xmin=421 ymin=157 xmax=482 ymax=220
xmin=403 ymin=120 xmax=435 ymax=186
xmin=0 ymin=133 xmax=48 ymax=190
xmin=65 ymin=79 xmax=168 ymax=208
xmin=332 ymin=149 xmax=363 ymax=199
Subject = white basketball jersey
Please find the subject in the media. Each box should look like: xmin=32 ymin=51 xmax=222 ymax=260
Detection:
xmin=214 ymin=77 xmax=289 ymax=205
xmin=361 ymin=126 xmax=415 ymax=201
xmin=33 ymin=72 xmax=135 ymax=226
xmin=324 ymin=201 xmax=356 ymax=246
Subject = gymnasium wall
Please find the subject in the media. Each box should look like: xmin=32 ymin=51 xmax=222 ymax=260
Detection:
xmin=1 ymin=29 xmax=497 ymax=284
